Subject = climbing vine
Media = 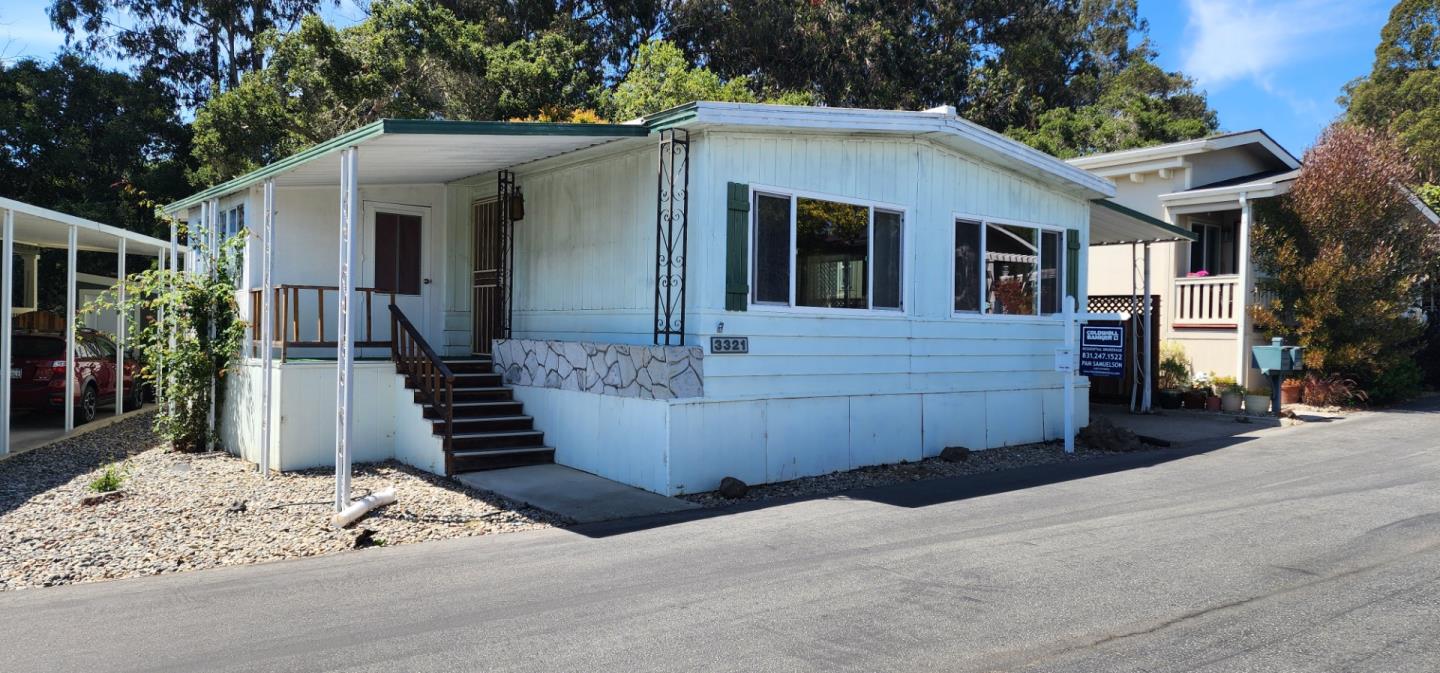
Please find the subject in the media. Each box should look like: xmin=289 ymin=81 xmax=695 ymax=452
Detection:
xmin=82 ymin=207 xmax=247 ymax=451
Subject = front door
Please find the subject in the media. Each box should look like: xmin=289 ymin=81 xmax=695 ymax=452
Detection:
xmin=362 ymin=202 xmax=428 ymax=345
xmin=472 ymin=199 xmax=504 ymax=355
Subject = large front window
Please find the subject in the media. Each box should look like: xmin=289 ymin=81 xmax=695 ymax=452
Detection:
xmin=954 ymin=219 xmax=1063 ymax=316
xmin=1188 ymin=216 xmax=1237 ymax=275
xmin=752 ymin=190 xmax=903 ymax=311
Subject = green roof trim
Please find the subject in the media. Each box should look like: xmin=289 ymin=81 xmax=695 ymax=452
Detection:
xmin=164 ymin=119 xmax=651 ymax=213
xmin=1092 ymin=198 xmax=1197 ymax=241
xmin=642 ymin=102 xmax=700 ymax=131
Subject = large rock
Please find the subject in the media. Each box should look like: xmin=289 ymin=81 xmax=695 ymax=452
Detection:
xmin=718 ymin=476 xmax=750 ymax=499
xmin=940 ymin=446 xmax=971 ymax=463
xmin=1077 ymin=417 xmax=1146 ymax=452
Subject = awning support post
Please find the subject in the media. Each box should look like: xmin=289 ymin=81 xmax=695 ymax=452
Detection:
xmin=64 ymin=225 xmax=76 ymax=432
xmin=1236 ymin=195 xmax=1252 ymax=389
xmin=1 ymin=208 xmax=13 ymax=455
xmin=1141 ymin=242 xmax=1153 ymax=412
xmin=260 ymin=179 xmax=275 ymax=478
xmin=335 ymin=147 xmax=358 ymax=512
xmin=206 ymin=198 xmax=218 ymax=451
xmin=115 ymin=237 xmax=127 ymax=416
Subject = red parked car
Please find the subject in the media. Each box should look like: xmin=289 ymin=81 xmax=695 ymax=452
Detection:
xmin=10 ymin=329 xmax=146 ymax=423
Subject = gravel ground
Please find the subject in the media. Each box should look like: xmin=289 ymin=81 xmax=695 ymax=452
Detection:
xmin=682 ymin=440 xmax=1153 ymax=507
xmin=0 ymin=412 xmax=558 ymax=591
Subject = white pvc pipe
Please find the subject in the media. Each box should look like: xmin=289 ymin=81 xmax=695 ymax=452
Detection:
xmin=115 ymin=237 xmax=126 ymax=416
xmin=1 ymin=208 xmax=12 ymax=455
xmin=331 ymin=487 xmax=396 ymax=528
xmin=65 ymin=225 xmax=76 ymax=432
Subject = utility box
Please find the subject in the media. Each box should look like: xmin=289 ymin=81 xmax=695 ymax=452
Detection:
xmin=1252 ymin=337 xmax=1305 ymax=376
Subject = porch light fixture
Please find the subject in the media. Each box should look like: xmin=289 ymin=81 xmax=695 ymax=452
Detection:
xmin=510 ymin=187 xmax=525 ymax=221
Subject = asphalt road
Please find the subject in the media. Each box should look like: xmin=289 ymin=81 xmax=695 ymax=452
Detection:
xmin=4 ymin=401 xmax=1440 ymax=673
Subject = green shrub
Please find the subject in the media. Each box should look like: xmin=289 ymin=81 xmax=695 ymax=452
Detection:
xmin=88 ymin=461 xmax=130 ymax=493
xmin=1158 ymin=341 xmax=1192 ymax=390
xmin=1368 ymin=361 xmax=1422 ymax=404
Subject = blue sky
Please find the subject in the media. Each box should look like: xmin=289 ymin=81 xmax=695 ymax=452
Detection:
xmin=1 ymin=0 xmax=1398 ymax=156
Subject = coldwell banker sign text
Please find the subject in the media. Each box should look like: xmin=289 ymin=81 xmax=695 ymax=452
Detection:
xmin=1079 ymin=326 xmax=1125 ymax=378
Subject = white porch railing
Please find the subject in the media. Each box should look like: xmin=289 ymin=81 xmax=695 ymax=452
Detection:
xmin=1174 ymin=275 xmax=1240 ymax=327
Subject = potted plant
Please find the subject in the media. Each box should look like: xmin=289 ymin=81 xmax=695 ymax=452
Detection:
xmin=1182 ymin=382 xmax=1209 ymax=410
xmin=1214 ymin=376 xmax=1243 ymax=412
xmin=1244 ymin=386 xmax=1272 ymax=415
xmin=1280 ymin=377 xmax=1302 ymax=404
xmin=1157 ymin=341 xmax=1191 ymax=410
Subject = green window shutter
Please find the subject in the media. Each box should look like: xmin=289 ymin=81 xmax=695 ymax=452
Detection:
xmin=1065 ymin=229 xmax=1081 ymax=303
xmin=725 ymin=182 xmax=750 ymax=311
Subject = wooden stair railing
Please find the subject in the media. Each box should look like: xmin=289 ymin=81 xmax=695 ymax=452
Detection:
xmin=389 ymin=304 xmax=456 ymax=472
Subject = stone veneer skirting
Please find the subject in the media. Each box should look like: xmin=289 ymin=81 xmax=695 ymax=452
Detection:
xmin=492 ymin=339 xmax=703 ymax=400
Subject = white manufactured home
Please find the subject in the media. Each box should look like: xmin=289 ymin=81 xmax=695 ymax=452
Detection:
xmin=166 ymin=102 xmax=1180 ymax=496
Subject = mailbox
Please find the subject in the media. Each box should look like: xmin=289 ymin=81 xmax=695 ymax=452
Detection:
xmin=1251 ymin=337 xmax=1304 ymax=417
xmin=1251 ymin=337 xmax=1305 ymax=376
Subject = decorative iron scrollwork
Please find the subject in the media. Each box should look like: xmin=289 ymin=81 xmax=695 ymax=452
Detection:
xmin=654 ymin=129 xmax=690 ymax=345
xmin=498 ymin=169 xmax=517 ymax=339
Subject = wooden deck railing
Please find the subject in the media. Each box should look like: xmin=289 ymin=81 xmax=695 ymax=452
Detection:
xmin=1174 ymin=275 xmax=1240 ymax=328
xmin=390 ymin=304 xmax=455 ymax=470
xmin=248 ymin=284 xmax=396 ymax=359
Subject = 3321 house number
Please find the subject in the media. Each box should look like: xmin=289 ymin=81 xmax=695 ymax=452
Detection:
xmin=710 ymin=336 xmax=749 ymax=354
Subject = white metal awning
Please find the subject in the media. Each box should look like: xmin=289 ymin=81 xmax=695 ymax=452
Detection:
xmin=1089 ymin=199 xmax=1197 ymax=246
xmin=164 ymin=119 xmax=653 ymax=213
xmin=0 ymin=197 xmax=181 ymax=254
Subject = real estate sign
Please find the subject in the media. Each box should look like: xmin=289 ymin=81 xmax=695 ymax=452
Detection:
xmin=1079 ymin=326 xmax=1125 ymax=378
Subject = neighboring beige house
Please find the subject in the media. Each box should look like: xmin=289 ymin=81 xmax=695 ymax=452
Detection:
xmin=1072 ymin=131 xmax=1301 ymax=389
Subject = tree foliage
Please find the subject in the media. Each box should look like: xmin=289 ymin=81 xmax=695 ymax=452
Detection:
xmin=1250 ymin=124 xmax=1438 ymax=401
xmin=1004 ymin=60 xmax=1216 ymax=159
xmin=47 ymin=0 xmax=333 ymax=106
xmin=191 ymin=0 xmax=595 ymax=184
xmin=599 ymin=40 xmax=812 ymax=121
xmin=1344 ymin=0 xmax=1440 ymax=183
xmin=0 ymin=54 xmax=191 ymax=238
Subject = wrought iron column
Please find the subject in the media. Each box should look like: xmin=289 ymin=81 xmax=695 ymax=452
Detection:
xmin=653 ymin=129 xmax=690 ymax=345
xmin=497 ymin=170 xmax=517 ymax=339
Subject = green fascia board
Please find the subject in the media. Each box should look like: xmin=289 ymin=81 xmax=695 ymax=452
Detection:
xmin=1093 ymin=198 xmax=1197 ymax=241
xmin=642 ymin=102 xmax=700 ymax=131
xmin=164 ymin=119 xmax=651 ymax=214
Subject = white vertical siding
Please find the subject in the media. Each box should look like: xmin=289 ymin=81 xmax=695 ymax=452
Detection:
xmin=692 ymin=131 xmax=1089 ymax=401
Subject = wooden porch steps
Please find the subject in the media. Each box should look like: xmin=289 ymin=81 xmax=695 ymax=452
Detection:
xmin=400 ymin=355 xmax=554 ymax=474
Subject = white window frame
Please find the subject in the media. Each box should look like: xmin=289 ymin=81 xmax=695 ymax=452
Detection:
xmin=951 ymin=212 xmax=1068 ymax=321
xmin=748 ymin=184 xmax=910 ymax=316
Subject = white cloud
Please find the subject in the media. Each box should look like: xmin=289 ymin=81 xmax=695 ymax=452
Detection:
xmin=1180 ymin=0 xmax=1378 ymax=89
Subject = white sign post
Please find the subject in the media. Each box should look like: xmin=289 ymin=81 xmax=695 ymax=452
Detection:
xmin=1058 ymin=297 xmax=1129 ymax=453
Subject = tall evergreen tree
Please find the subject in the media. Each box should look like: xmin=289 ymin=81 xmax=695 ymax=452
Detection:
xmin=1343 ymin=0 xmax=1440 ymax=186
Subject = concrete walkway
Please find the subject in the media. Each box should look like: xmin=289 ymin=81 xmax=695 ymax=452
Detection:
xmin=1092 ymin=403 xmax=1351 ymax=446
xmin=455 ymin=464 xmax=699 ymax=523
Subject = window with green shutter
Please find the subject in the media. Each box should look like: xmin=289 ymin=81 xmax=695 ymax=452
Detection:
xmin=725 ymin=182 xmax=749 ymax=311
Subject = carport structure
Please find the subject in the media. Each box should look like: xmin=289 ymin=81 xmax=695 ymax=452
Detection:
xmin=0 ymin=197 xmax=184 ymax=456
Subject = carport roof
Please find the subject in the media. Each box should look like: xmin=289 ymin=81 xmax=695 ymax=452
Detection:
xmin=1 ymin=197 xmax=182 ymax=254
xmin=163 ymin=119 xmax=651 ymax=214
xmin=1088 ymin=198 xmax=1197 ymax=246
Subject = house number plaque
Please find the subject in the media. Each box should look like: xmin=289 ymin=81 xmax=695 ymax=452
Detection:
xmin=710 ymin=336 xmax=749 ymax=354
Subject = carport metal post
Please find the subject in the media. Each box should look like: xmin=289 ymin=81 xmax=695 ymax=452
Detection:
xmin=206 ymin=198 xmax=218 ymax=451
xmin=1 ymin=208 xmax=13 ymax=454
xmin=167 ymin=220 xmax=179 ymax=418
xmin=115 ymin=237 xmax=127 ymax=416
xmin=335 ymin=146 xmax=358 ymax=511
xmin=1142 ymin=242 xmax=1153 ymax=412
xmin=64 ymin=225 xmax=76 ymax=432
xmin=260 ymin=178 xmax=275 ymax=477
